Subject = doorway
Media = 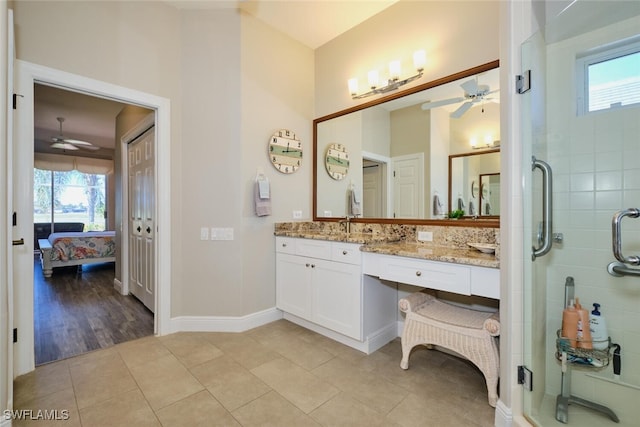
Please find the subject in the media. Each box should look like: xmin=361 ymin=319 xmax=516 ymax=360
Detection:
xmin=521 ymin=3 xmax=640 ymax=425
xmin=12 ymin=60 xmax=172 ymax=376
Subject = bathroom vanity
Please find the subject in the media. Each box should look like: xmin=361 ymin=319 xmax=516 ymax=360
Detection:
xmin=274 ymin=224 xmax=500 ymax=354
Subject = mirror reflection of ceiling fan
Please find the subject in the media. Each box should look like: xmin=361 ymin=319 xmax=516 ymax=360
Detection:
xmin=421 ymin=77 xmax=499 ymax=118
xmin=51 ymin=117 xmax=100 ymax=151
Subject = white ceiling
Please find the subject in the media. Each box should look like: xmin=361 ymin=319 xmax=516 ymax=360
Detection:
xmin=33 ymin=1 xmax=399 ymax=155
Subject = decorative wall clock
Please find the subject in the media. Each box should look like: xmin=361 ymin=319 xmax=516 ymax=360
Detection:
xmin=269 ymin=129 xmax=302 ymax=174
xmin=325 ymin=143 xmax=349 ymax=180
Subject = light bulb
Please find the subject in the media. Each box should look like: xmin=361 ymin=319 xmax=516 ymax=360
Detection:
xmin=367 ymin=70 xmax=379 ymax=89
xmin=413 ymin=50 xmax=426 ymax=71
xmin=389 ymin=60 xmax=401 ymax=81
xmin=348 ymin=78 xmax=359 ymax=95
xmin=484 ymin=134 xmax=493 ymax=146
xmin=470 ymin=137 xmax=478 ymax=148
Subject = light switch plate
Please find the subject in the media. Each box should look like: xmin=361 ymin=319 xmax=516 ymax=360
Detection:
xmin=200 ymin=227 xmax=209 ymax=240
xmin=417 ymin=231 xmax=433 ymax=242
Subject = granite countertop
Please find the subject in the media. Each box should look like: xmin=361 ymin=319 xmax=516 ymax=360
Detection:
xmin=274 ymin=230 xmax=400 ymax=244
xmin=360 ymin=241 xmax=499 ymax=268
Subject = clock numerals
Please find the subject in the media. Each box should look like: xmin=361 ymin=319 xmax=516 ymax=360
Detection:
xmin=269 ymin=130 xmax=301 ymax=174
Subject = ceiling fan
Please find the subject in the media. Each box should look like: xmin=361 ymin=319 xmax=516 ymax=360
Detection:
xmin=421 ymin=77 xmax=499 ymax=118
xmin=51 ymin=117 xmax=99 ymax=151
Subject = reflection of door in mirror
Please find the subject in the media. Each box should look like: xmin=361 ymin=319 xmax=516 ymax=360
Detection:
xmin=448 ymin=149 xmax=500 ymax=216
xmin=362 ymin=159 xmax=384 ymax=217
xmin=480 ymin=172 xmax=500 ymax=216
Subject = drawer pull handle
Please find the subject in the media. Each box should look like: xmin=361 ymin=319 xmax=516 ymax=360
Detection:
xmin=305 ymin=263 xmax=310 ymax=267
xmin=311 ymin=264 xmax=315 ymax=268
xmin=282 ymin=243 xmax=287 ymax=247
xmin=343 ymin=250 xmax=348 ymax=255
xmin=415 ymin=271 xmax=422 ymax=277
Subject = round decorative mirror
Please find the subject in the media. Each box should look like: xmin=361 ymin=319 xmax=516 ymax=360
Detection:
xmin=471 ymin=181 xmax=478 ymax=198
xmin=325 ymin=143 xmax=349 ymax=180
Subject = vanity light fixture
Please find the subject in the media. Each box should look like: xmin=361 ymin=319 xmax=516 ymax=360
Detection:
xmin=349 ymin=50 xmax=426 ymax=99
xmin=470 ymin=134 xmax=498 ymax=149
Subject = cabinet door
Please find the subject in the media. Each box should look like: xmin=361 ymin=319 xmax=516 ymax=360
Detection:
xmin=312 ymin=259 xmax=362 ymax=340
xmin=276 ymin=254 xmax=312 ymax=319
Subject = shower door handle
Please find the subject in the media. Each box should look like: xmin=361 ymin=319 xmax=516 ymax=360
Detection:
xmin=612 ymin=208 xmax=640 ymax=265
xmin=532 ymin=156 xmax=553 ymax=260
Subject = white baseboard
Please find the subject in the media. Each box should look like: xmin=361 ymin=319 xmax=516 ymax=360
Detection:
xmin=113 ymin=277 xmax=123 ymax=294
xmin=494 ymin=399 xmax=514 ymax=427
xmin=283 ymin=313 xmax=397 ymax=354
xmin=167 ymin=307 xmax=283 ymax=334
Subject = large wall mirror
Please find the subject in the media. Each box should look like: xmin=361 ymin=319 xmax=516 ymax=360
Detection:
xmin=313 ymin=60 xmax=500 ymax=227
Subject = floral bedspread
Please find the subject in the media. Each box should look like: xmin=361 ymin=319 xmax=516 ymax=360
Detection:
xmin=47 ymin=231 xmax=116 ymax=262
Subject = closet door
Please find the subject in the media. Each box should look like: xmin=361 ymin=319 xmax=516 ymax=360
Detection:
xmin=128 ymin=127 xmax=155 ymax=312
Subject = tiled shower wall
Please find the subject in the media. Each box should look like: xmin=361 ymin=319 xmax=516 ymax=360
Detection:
xmin=542 ymin=14 xmax=640 ymax=418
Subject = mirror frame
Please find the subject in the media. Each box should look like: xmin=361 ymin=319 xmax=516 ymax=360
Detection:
xmin=448 ymin=148 xmax=501 ymax=217
xmin=312 ymin=60 xmax=500 ymax=228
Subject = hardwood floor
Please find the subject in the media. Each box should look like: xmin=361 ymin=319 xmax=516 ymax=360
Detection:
xmin=34 ymin=256 xmax=154 ymax=365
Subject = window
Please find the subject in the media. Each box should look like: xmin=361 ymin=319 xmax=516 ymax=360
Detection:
xmin=577 ymin=39 xmax=640 ymax=114
xmin=34 ymin=169 xmax=107 ymax=231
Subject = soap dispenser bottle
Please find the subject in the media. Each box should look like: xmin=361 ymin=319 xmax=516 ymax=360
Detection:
xmin=562 ymin=299 xmax=579 ymax=348
xmin=575 ymin=298 xmax=593 ymax=349
xmin=590 ymin=303 xmax=609 ymax=350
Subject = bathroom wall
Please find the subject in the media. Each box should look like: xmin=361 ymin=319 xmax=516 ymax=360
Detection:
xmin=543 ymin=13 xmax=640 ymax=419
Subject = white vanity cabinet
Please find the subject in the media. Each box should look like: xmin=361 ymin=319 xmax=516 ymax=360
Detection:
xmin=275 ymin=237 xmax=362 ymax=340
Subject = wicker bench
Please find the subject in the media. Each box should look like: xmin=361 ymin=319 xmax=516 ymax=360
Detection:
xmin=399 ymin=291 xmax=500 ymax=407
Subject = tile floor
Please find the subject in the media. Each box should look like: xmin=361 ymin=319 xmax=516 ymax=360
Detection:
xmin=13 ymin=320 xmax=496 ymax=426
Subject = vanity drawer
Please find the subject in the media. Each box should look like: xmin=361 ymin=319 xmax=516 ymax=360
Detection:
xmin=331 ymin=242 xmax=362 ymax=265
xmin=275 ymin=237 xmax=297 ymax=255
xmin=380 ymin=256 xmax=471 ymax=295
xmin=295 ymin=238 xmax=332 ymax=259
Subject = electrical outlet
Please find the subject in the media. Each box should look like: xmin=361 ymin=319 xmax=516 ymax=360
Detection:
xmin=417 ymin=231 xmax=433 ymax=242
xmin=324 ymin=210 xmax=332 ymax=217
xmin=293 ymin=210 xmax=302 ymax=219
xmin=200 ymin=227 xmax=209 ymax=241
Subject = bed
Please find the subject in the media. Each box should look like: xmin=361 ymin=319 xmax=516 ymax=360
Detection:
xmin=38 ymin=231 xmax=116 ymax=278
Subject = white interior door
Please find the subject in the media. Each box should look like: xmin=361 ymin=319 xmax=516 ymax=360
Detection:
xmin=362 ymin=161 xmax=383 ymax=217
xmin=128 ymin=127 xmax=155 ymax=312
xmin=392 ymin=153 xmax=424 ymax=219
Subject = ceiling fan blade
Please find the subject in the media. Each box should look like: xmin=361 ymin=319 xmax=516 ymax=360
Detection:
xmin=450 ymin=101 xmax=474 ymax=118
xmin=51 ymin=142 xmax=80 ymax=151
xmin=77 ymin=144 xmax=100 ymax=151
xmin=63 ymin=138 xmax=94 ymax=146
xmin=421 ymin=97 xmax=465 ymax=110
xmin=460 ymin=78 xmax=478 ymax=94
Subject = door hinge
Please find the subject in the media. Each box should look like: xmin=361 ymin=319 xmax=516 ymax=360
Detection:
xmin=13 ymin=93 xmax=24 ymax=109
xmin=518 ymin=365 xmax=533 ymax=391
xmin=13 ymin=328 xmax=17 ymax=343
xmin=516 ymin=70 xmax=531 ymax=94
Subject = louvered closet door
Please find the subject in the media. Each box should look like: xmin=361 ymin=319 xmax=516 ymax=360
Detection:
xmin=128 ymin=127 xmax=155 ymax=312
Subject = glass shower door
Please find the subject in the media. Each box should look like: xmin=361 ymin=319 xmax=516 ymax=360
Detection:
xmin=522 ymin=2 xmax=640 ymax=425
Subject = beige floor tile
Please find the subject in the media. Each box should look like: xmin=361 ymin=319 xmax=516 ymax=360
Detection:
xmin=69 ymin=352 xmax=138 ymax=409
xmin=231 ymin=390 xmax=320 ymax=427
xmin=251 ymin=357 xmax=340 ymax=414
xmin=310 ymin=392 xmax=402 ymax=427
xmin=189 ymin=356 xmax=270 ymax=411
xmin=11 ymin=387 xmax=80 ymax=427
xmin=387 ymin=391 xmax=494 ymax=427
xmin=159 ymin=333 xmax=224 ymax=368
xmin=207 ymin=334 xmax=282 ymax=370
xmin=155 ymin=390 xmax=240 ymax=427
xmin=13 ymin=360 xmax=72 ymax=407
xmin=245 ymin=319 xmax=307 ymax=341
xmin=256 ymin=332 xmax=335 ymax=371
xmin=116 ymin=335 xmax=172 ymax=368
xmin=311 ymin=356 xmax=408 ymax=415
xmin=79 ymin=388 xmax=160 ymax=427
xmin=128 ymin=353 xmax=204 ymax=410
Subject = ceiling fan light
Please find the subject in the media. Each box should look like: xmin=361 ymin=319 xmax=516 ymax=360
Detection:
xmin=51 ymin=142 xmax=80 ymax=150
